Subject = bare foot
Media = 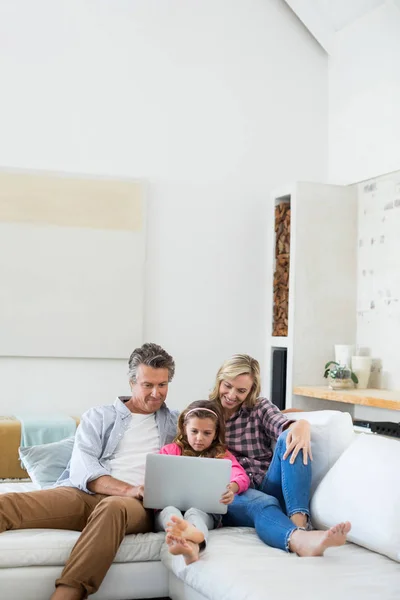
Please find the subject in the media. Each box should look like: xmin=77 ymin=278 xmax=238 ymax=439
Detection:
xmin=289 ymin=521 xmax=351 ymax=557
xmin=166 ymin=533 xmax=200 ymax=565
xmin=166 ymin=515 xmax=205 ymax=545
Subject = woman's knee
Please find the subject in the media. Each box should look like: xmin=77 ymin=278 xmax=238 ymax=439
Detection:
xmin=276 ymin=428 xmax=289 ymax=449
xmin=245 ymin=489 xmax=281 ymax=511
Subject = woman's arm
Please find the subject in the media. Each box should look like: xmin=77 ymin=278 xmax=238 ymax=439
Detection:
xmin=258 ymin=399 xmax=312 ymax=465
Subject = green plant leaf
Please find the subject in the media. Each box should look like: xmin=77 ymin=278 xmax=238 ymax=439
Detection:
xmin=351 ymin=372 xmax=359 ymax=384
xmin=324 ymin=361 xmax=339 ymax=369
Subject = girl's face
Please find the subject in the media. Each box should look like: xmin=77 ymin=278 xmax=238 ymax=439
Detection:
xmin=219 ymin=374 xmax=254 ymax=415
xmin=185 ymin=416 xmax=217 ymax=452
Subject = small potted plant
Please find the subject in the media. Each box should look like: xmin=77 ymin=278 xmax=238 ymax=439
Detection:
xmin=323 ymin=361 xmax=358 ymax=390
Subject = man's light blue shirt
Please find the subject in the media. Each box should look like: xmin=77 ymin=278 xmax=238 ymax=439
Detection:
xmin=55 ymin=397 xmax=179 ymax=493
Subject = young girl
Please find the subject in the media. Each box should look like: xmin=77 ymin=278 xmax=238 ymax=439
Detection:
xmin=154 ymin=399 xmax=250 ymax=564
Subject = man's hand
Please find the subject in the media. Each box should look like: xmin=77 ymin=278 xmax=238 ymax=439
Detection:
xmin=220 ymin=482 xmax=239 ymax=505
xmin=126 ymin=485 xmax=144 ymax=500
xmin=283 ymin=420 xmax=313 ymax=465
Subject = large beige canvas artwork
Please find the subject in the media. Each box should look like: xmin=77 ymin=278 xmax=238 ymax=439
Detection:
xmin=0 ymin=170 xmax=146 ymax=359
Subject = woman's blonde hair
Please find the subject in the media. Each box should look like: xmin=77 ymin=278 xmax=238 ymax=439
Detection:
xmin=174 ymin=399 xmax=226 ymax=458
xmin=209 ymin=354 xmax=261 ymax=409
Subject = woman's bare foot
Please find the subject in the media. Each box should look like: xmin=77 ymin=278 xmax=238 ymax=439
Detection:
xmin=166 ymin=515 xmax=205 ymax=545
xmin=166 ymin=533 xmax=200 ymax=565
xmin=289 ymin=521 xmax=351 ymax=557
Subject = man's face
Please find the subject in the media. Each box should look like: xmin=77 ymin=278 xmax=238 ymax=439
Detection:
xmin=128 ymin=364 xmax=169 ymax=414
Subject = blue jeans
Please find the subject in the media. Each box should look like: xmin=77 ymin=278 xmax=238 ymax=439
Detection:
xmin=222 ymin=429 xmax=312 ymax=551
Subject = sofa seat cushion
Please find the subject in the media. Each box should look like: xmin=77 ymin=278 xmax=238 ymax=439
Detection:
xmin=0 ymin=528 xmax=165 ymax=568
xmin=0 ymin=482 xmax=164 ymax=568
xmin=162 ymin=527 xmax=400 ymax=600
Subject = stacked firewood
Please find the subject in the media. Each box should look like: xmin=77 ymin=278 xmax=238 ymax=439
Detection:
xmin=272 ymin=202 xmax=290 ymax=337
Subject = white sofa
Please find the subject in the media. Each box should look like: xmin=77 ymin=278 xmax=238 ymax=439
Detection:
xmin=1 ymin=410 xmax=399 ymax=600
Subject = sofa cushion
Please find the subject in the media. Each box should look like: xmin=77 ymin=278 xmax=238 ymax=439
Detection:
xmin=0 ymin=482 xmax=164 ymax=567
xmin=311 ymin=433 xmax=400 ymax=562
xmin=19 ymin=436 xmax=75 ymax=488
xmin=288 ymin=410 xmax=355 ymax=494
xmin=0 ymin=528 xmax=165 ymax=568
xmin=163 ymin=526 xmax=400 ymax=600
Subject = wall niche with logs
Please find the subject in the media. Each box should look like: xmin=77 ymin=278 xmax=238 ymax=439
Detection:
xmin=272 ymin=200 xmax=290 ymax=337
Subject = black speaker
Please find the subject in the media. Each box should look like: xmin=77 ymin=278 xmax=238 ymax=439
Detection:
xmin=271 ymin=347 xmax=287 ymax=410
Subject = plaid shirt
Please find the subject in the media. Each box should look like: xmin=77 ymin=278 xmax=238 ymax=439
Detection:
xmin=225 ymin=397 xmax=291 ymax=488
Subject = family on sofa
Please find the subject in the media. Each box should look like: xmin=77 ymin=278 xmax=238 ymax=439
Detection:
xmin=0 ymin=343 xmax=352 ymax=600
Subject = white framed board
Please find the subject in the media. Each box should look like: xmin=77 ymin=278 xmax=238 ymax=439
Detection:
xmin=0 ymin=169 xmax=146 ymax=359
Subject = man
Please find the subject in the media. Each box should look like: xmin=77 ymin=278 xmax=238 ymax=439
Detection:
xmin=0 ymin=343 xmax=178 ymax=600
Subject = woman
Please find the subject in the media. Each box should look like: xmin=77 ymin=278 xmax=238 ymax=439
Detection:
xmin=209 ymin=354 xmax=351 ymax=556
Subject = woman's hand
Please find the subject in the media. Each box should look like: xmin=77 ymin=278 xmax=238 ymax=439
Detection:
xmin=283 ymin=420 xmax=313 ymax=465
xmin=220 ymin=482 xmax=239 ymax=505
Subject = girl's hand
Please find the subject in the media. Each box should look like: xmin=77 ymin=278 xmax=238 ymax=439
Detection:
xmin=220 ymin=482 xmax=239 ymax=505
xmin=283 ymin=420 xmax=313 ymax=465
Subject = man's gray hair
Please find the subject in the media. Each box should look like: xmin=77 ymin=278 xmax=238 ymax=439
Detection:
xmin=128 ymin=343 xmax=175 ymax=383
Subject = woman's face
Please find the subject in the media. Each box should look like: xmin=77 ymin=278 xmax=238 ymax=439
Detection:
xmin=219 ymin=374 xmax=254 ymax=415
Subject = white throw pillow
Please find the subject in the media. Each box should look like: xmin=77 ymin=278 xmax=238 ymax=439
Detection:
xmin=19 ymin=436 xmax=75 ymax=488
xmin=311 ymin=433 xmax=400 ymax=562
xmin=288 ymin=410 xmax=355 ymax=494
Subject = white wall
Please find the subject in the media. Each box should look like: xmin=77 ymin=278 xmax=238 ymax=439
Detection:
xmin=328 ymin=0 xmax=400 ymax=184
xmin=353 ymin=170 xmax=400 ymax=422
xmin=328 ymin=1 xmax=400 ymax=421
xmin=0 ymin=0 xmax=328 ymax=413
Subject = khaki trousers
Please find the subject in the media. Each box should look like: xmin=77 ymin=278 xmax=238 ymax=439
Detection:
xmin=0 ymin=486 xmax=153 ymax=598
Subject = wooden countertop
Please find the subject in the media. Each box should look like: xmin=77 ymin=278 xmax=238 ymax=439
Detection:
xmin=293 ymin=386 xmax=400 ymax=411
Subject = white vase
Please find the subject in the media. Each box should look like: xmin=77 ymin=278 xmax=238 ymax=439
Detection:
xmin=334 ymin=345 xmax=355 ymax=368
xmin=351 ymin=356 xmax=372 ymax=389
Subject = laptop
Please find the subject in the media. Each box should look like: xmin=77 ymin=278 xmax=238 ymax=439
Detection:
xmin=143 ymin=453 xmax=232 ymax=514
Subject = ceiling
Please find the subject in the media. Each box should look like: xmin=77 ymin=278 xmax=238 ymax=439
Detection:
xmin=284 ymin=0 xmax=390 ymax=53
xmin=310 ymin=0 xmax=385 ymax=32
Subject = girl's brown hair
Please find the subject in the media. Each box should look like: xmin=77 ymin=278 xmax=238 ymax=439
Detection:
xmin=174 ymin=400 xmax=227 ymax=459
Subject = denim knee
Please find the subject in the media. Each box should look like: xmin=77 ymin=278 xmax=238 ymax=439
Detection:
xmin=276 ymin=428 xmax=289 ymax=451
xmin=244 ymin=488 xmax=281 ymax=511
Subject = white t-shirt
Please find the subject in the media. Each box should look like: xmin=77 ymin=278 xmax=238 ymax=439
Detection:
xmin=107 ymin=412 xmax=160 ymax=487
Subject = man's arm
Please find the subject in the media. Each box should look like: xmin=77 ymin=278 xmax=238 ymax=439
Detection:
xmin=87 ymin=474 xmax=144 ymax=498
xmin=68 ymin=407 xmax=135 ymax=494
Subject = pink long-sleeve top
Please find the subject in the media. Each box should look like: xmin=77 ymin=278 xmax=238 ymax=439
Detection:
xmin=160 ymin=443 xmax=250 ymax=494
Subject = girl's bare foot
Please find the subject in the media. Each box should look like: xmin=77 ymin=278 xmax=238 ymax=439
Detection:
xmin=166 ymin=515 xmax=205 ymax=545
xmin=289 ymin=521 xmax=351 ymax=557
xmin=166 ymin=533 xmax=200 ymax=565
